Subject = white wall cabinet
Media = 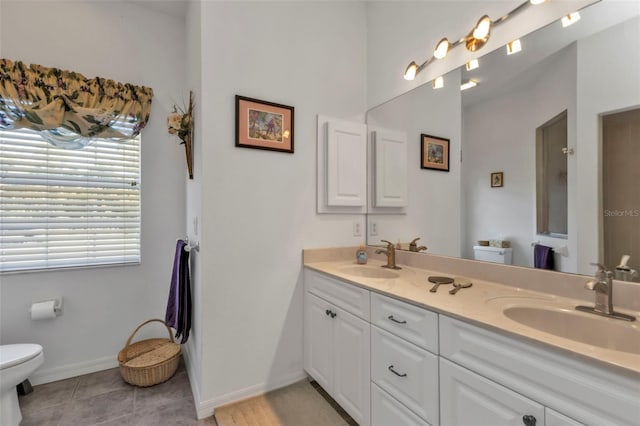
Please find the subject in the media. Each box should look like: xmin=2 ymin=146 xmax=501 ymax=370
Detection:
xmin=304 ymin=271 xmax=371 ymax=426
xmin=316 ymin=115 xmax=367 ymax=214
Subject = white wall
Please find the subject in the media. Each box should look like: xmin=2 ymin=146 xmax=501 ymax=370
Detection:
xmin=366 ymin=0 xmax=595 ymax=109
xmin=0 ymin=1 xmax=187 ymax=383
xmin=195 ymin=0 xmax=368 ymax=414
xmin=367 ymin=69 xmax=462 ymax=257
xmin=576 ymin=15 xmax=640 ymax=274
xmin=462 ymin=44 xmax=577 ymax=272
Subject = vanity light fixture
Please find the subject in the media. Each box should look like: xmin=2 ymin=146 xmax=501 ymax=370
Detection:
xmin=460 ymin=79 xmax=478 ymax=91
xmin=561 ymin=12 xmax=581 ymax=27
xmin=433 ymin=76 xmax=444 ymax=89
xmin=402 ymin=0 xmax=549 ymax=80
xmin=506 ymin=39 xmax=522 ymax=55
xmin=465 ymin=59 xmax=479 ymax=71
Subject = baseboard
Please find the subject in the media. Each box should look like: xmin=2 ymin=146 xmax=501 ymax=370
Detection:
xmin=181 ymin=340 xmax=206 ymax=419
xmin=195 ymin=369 xmax=308 ymax=419
xmin=30 ymin=355 xmax=119 ymax=385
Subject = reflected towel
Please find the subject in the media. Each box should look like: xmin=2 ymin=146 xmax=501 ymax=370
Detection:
xmin=534 ymin=244 xmax=554 ymax=270
xmin=165 ymin=239 xmax=191 ymax=343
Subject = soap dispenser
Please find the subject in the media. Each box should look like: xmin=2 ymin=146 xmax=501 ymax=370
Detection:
xmin=356 ymin=245 xmax=368 ymax=264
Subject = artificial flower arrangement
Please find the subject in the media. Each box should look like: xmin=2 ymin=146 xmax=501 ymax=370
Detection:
xmin=167 ymin=91 xmax=194 ymax=179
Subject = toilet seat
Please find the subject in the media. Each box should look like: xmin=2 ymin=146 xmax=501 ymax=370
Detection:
xmin=0 ymin=344 xmax=43 ymax=370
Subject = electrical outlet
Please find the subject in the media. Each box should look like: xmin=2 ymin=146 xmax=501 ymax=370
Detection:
xmin=370 ymin=221 xmax=378 ymax=236
xmin=353 ymin=221 xmax=361 ymax=237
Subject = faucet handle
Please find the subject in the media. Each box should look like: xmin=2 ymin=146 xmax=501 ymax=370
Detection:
xmin=381 ymin=240 xmax=393 ymax=248
xmin=590 ymin=262 xmax=607 ymax=271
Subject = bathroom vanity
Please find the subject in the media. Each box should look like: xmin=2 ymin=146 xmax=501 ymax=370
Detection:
xmin=303 ymin=247 xmax=640 ymax=426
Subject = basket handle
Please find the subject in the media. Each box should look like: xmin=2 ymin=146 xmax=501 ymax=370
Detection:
xmin=124 ymin=319 xmax=175 ymax=349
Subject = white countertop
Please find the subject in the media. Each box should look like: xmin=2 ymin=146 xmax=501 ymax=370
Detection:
xmin=304 ymin=256 xmax=640 ymax=378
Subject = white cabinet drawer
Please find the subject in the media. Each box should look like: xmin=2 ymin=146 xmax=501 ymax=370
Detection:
xmin=546 ymin=409 xmax=585 ymax=426
xmin=371 ymin=383 xmax=430 ymax=426
xmin=304 ymin=268 xmax=370 ymax=320
xmin=440 ymin=358 xmax=545 ymax=426
xmin=371 ymin=326 xmax=439 ymax=425
xmin=371 ymin=292 xmax=438 ymax=353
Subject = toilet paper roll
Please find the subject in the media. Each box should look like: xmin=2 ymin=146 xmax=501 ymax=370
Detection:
xmin=31 ymin=300 xmax=57 ymax=320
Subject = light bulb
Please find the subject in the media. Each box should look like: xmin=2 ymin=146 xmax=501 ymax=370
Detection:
xmin=433 ymin=76 xmax=444 ymax=89
xmin=404 ymin=61 xmax=418 ymax=80
xmin=561 ymin=12 xmax=580 ymax=28
xmin=506 ymin=39 xmax=522 ymax=55
xmin=460 ymin=79 xmax=478 ymax=91
xmin=465 ymin=59 xmax=479 ymax=71
xmin=473 ymin=16 xmax=492 ymax=40
xmin=434 ymin=38 xmax=451 ymax=59
xmin=530 ymin=0 xmax=546 ymax=5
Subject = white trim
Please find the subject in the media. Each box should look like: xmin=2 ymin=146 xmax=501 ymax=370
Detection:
xmin=195 ymin=369 xmax=308 ymax=420
xmin=182 ymin=340 xmax=207 ymax=419
xmin=29 ymin=355 xmax=119 ymax=385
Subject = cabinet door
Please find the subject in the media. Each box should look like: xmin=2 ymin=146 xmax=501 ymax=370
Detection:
xmin=333 ymin=306 xmax=371 ymax=426
xmin=440 ymin=359 xmax=545 ymax=426
xmin=326 ymin=120 xmax=367 ymax=207
xmin=304 ymin=292 xmax=334 ymax=392
xmin=372 ymin=128 xmax=408 ymax=207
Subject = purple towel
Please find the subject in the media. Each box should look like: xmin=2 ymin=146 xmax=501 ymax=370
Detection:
xmin=165 ymin=240 xmax=186 ymax=331
xmin=175 ymin=246 xmax=191 ymax=344
xmin=534 ymin=244 xmax=554 ymax=270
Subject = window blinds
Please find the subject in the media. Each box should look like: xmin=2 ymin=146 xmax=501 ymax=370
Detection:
xmin=0 ymin=128 xmax=141 ymax=272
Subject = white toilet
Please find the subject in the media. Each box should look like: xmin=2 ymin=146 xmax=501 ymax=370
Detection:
xmin=0 ymin=344 xmax=44 ymax=426
xmin=473 ymin=245 xmax=513 ymax=264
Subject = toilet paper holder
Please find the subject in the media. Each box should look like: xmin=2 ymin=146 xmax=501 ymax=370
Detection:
xmin=31 ymin=297 xmax=63 ymax=316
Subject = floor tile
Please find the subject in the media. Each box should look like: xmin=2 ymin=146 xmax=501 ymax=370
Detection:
xmin=75 ymin=367 xmax=132 ymax=400
xmin=58 ymin=388 xmax=134 ymax=426
xmin=134 ymin=369 xmax=193 ymax=410
xmin=18 ymin=376 xmax=78 ymax=412
xmin=19 ymin=403 xmax=67 ymax=426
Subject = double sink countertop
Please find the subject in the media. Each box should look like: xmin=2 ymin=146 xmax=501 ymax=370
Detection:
xmin=303 ymin=247 xmax=640 ymax=378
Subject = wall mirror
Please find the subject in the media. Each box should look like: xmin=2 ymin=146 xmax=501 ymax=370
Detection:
xmin=366 ymin=0 xmax=640 ymax=278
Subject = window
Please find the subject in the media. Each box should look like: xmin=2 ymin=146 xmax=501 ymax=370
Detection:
xmin=0 ymin=128 xmax=141 ymax=272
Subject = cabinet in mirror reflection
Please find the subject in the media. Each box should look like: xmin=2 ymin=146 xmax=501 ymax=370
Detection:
xmin=365 ymin=1 xmax=640 ymax=278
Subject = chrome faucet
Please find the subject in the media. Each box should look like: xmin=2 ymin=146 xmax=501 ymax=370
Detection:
xmin=375 ymin=240 xmax=402 ymax=270
xmin=409 ymin=237 xmax=427 ymax=252
xmin=575 ymin=263 xmax=635 ymax=321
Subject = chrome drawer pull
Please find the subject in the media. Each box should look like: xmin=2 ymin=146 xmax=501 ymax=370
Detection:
xmin=388 ymin=365 xmax=407 ymax=377
xmin=388 ymin=315 xmax=407 ymax=324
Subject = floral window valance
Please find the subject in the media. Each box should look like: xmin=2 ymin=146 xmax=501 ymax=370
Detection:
xmin=0 ymin=58 xmax=153 ymax=147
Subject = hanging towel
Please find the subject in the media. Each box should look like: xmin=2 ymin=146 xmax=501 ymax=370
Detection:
xmin=534 ymin=244 xmax=554 ymax=270
xmin=165 ymin=239 xmax=192 ymax=344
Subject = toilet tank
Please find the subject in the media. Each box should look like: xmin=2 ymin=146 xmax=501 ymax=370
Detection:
xmin=473 ymin=246 xmax=513 ymax=264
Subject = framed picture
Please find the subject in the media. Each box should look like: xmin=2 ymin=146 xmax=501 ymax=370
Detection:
xmin=421 ymin=134 xmax=450 ymax=171
xmin=491 ymin=172 xmax=504 ymax=187
xmin=235 ymin=95 xmax=294 ymax=153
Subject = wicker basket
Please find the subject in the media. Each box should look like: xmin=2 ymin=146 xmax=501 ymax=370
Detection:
xmin=118 ymin=319 xmax=181 ymax=387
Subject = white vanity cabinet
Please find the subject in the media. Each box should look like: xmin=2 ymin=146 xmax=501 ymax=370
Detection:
xmin=439 ymin=315 xmax=638 ymax=426
xmin=304 ymin=270 xmax=371 ymax=426
xmin=370 ymin=293 xmax=439 ymax=426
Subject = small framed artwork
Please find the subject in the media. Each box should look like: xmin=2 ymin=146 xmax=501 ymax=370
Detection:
xmin=235 ymin=95 xmax=294 ymax=153
xmin=491 ymin=172 xmax=504 ymax=187
xmin=421 ymin=134 xmax=450 ymax=171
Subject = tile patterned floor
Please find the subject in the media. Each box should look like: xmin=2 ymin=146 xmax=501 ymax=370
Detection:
xmin=18 ymin=361 xmax=216 ymax=426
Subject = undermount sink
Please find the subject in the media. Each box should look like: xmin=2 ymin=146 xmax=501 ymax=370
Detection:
xmin=503 ymin=306 xmax=640 ymax=355
xmin=339 ymin=265 xmax=400 ymax=279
